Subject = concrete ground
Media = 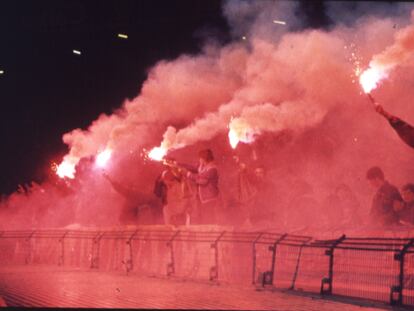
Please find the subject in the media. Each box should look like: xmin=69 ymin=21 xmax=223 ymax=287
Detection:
xmin=0 ymin=265 xmax=408 ymax=310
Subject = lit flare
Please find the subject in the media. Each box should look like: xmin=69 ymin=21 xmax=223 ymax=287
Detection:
xmin=228 ymin=119 xmax=256 ymax=149
xmin=56 ymin=159 xmax=76 ymax=179
xmin=96 ymin=149 xmax=112 ymax=168
xmin=228 ymin=128 xmax=240 ymax=149
xmin=359 ymin=65 xmax=387 ymax=94
xmin=148 ymin=146 xmax=167 ymax=161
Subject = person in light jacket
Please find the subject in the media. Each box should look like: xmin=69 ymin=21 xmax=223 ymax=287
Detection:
xmin=167 ymin=149 xmax=220 ymax=224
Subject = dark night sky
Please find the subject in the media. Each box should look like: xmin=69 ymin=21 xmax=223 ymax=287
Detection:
xmin=0 ymin=0 xmax=334 ymax=194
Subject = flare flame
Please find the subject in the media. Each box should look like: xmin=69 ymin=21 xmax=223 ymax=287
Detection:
xmin=96 ymin=149 xmax=112 ymax=168
xmin=148 ymin=146 xmax=168 ymax=161
xmin=359 ymin=65 xmax=387 ymax=94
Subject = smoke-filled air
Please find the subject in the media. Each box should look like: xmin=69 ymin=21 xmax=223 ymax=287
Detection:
xmin=2 ymin=0 xmax=414 ymax=236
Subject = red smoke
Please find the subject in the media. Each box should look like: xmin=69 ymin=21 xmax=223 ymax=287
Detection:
xmin=1 ymin=2 xmax=414 ymax=235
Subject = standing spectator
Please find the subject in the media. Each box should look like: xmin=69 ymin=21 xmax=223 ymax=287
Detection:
xmin=233 ymin=156 xmax=257 ymax=227
xmin=366 ymin=166 xmax=402 ymax=226
xmin=394 ymin=183 xmax=414 ymax=225
xmin=159 ymin=166 xmax=193 ymax=226
xmin=177 ymin=149 xmax=220 ymax=224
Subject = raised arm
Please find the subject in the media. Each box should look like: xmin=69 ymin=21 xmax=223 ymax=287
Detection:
xmin=375 ymin=104 xmax=414 ymax=149
xmin=164 ymin=159 xmax=198 ymax=173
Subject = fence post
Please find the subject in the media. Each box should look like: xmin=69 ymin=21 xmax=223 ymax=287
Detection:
xmin=166 ymin=230 xmax=181 ymax=277
xmin=289 ymin=237 xmax=312 ymax=290
xmin=210 ymin=231 xmax=226 ymax=282
xmin=58 ymin=231 xmax=69 ymax=266
xmin=390 ymin=238 xmax=414 ymax=306
xmin=123 ymin=230 xmax=139 ymax=275
xmin=260 ymin=234 xmax=288 ymax=286
xmin=320 ymin=234 xmax=346 ymax=295
xmin=25 ymin=231 xmax=36 ymax=265
xmin=252 ymin=232 xmax=264 ymax=285
xmin=90 ymin=232 xmax=105 ymax=269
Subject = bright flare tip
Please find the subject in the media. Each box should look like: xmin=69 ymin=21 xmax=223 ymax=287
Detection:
xmin=148 ymin=146 xmax=167 ymax=161
xmin=56 ymin=160 xmax=76 ymax=179
xmin=359 ymin=66 xmax=385 ymax=94
xmin=96 ymin=149 xmax=112 ymax=168
xmin=228 ymin=128 xmax=240 ymax=149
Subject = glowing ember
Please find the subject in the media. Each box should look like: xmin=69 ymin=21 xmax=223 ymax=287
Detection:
xmin=359 ymin=66 xmax=386 ymax=94
xmin=148 ymin=146 xmax=167 ymax=161
xmin=96 ymin=149 xmax=112 ymax=167
xmin=56 ymin=160 xmax=76 ymax=179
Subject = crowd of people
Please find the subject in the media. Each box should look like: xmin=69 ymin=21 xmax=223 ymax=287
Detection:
xmin=5 ymin=100 xmax=413 ymax=231
xmin=364 ymin=103 xmax=414 ymax=227
xmin=108 ymin=101 xmax=414 ymax=229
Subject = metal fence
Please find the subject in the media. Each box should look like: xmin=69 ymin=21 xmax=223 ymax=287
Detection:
xmin=0 ymin=228 xmax=413 ymax=307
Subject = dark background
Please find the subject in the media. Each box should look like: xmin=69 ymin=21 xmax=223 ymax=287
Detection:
xmin=0 ymin=0 xmax=349 ymax=194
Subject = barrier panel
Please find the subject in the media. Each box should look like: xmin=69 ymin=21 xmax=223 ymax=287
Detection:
xmin=0 ymin=228 xmax=413 ymax=307
xmin=404 ymin=247 xmax=414 ymax=306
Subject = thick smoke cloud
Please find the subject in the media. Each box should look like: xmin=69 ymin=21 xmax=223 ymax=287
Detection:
xmin=371 ymin=10 xmax=414 ymax=71
xmin=1 ymin=1 xmax=414 ymax=235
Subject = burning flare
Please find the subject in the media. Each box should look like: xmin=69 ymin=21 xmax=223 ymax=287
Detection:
xmin=56 ymin=159 xmax=76 ymax=179
xmin=148 ymin=146 xmax=168 ymax=161
xmin=228 ymin=118 xmax=256 ymax=149
xmin=359 ymin=65 xmax=387 ymax=94
xmin=96 ymin=149 xmax=112 ymax=168
xmin=228 ymin=128 xmax=240 ymax=149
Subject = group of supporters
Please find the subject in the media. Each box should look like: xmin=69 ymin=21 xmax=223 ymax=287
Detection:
xmin=366 ymin=166 xmax=414 ymax=226
xmin=102 ymin=101 xmax=414 ymax=229
xmin=153 ymin=149 xmax=220 ymax=226
xmin=366 ymin=103 xmax=414 ymax=227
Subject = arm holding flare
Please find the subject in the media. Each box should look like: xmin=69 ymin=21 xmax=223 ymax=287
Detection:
xmin=369 ymin=94 xmax=414 ymax=149
xmin=163 ymin=159 xmax=198 ymax=174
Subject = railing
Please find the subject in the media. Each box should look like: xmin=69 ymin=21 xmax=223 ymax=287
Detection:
xmin=0 ymin=228 xmax=413 ymax=307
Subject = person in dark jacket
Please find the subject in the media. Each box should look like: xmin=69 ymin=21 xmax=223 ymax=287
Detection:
xmin=366 ymin=166 xmax=402 ymax=226
xmin=374 ymin=103 xmax=414 ymax=149
xmin=103 ymin=173 xmax=162 ymax=225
